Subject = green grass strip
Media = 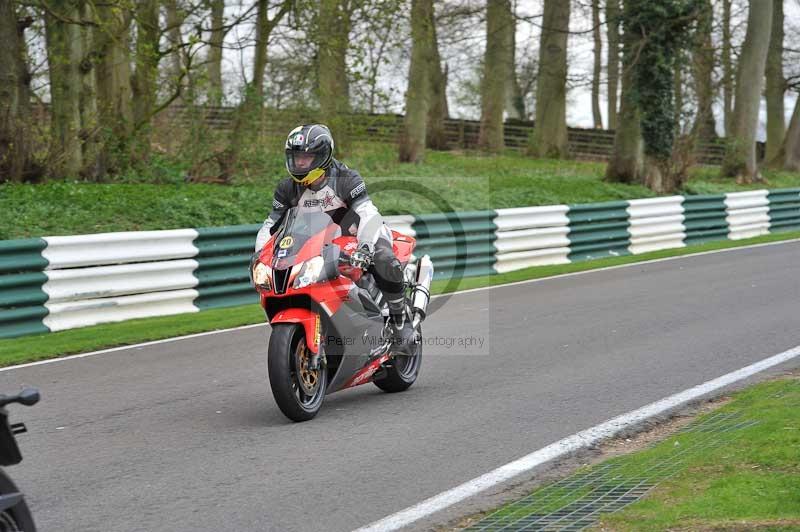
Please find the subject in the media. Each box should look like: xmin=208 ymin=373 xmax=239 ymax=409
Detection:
xmin=1 ymin=230 xmax=798 ymax=367
xmin=597 ymin=378 xmax=800 ymax=531
xmin=469 ymin=376 xmax=800 ymax=531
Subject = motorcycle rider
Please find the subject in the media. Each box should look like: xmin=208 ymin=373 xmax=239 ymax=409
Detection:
xmin=255 ymin=124 xmax=415 ymax=350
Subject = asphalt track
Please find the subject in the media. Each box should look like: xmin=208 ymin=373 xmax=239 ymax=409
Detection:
xmin=2 ymin=241 xmax=799 ymax=532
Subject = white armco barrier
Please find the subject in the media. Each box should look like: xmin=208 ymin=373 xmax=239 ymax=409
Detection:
xmin=627 ymin=196 xmax=686 ymax=254
xmin=43 ymin=289 xmax=200 ymax=331
xmin=42 ymin=229 xmax=199 ymax=269
xmin=725 ymin=190 xmax=770 ymax=240
xmin=494 ymin=206 xmax=571 ymax=273
xmin=42 ymin=260 xmax=200 ymax=303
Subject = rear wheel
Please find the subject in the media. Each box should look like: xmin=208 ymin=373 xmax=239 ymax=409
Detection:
xmin=268 ymin=324 xmax=327 ymax=422
xmin=0 ymin=470 xmax=35 ymax=532
xmin=373 ymin=326 xmax=422 ymax=393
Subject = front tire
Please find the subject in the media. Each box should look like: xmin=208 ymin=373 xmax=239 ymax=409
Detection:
xmin=373 ymin=326 xmax=422 ymax=393
xmin=268 ymin=324 xmax=327 ymax=422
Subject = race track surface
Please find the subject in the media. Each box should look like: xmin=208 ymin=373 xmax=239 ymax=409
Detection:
xmin=2 ymin=242 xmax=799 ymax=532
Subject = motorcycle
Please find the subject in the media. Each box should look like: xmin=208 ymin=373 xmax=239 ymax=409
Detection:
xmin=251 ymin=207 xmax=433 ymax=421
xmin=0 ymin=388 xmax=39 ymax=532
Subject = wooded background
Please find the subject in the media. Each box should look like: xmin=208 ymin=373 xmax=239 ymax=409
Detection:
xmin=1 ymin=0 xmax=799 ymax=192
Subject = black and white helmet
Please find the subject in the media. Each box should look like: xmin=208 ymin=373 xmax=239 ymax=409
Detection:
xmin=285 ymin=124 xmax=334 ymax=185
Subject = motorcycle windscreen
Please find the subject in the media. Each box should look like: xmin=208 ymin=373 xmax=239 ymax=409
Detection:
xmin=271 ymin=208 xmax=342 ymax=270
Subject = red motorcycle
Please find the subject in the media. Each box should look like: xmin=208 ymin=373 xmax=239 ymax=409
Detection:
xmin=251 ymin=208 xmax=433 ymax=421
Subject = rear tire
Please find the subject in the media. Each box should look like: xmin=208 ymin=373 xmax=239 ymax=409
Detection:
xmin=0 ymin=470 xmax=35 ymax=532
xmin=268 ymin=324 xmax=327 ymax=422
xmin=373 ymin=326 xmax=422 ymax=393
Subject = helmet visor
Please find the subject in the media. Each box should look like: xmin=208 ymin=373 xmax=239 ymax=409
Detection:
xmin=286 ymin=149 xmax=328 ymax=177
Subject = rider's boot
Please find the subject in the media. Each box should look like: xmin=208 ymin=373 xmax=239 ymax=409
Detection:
xmin=388 ymin=296 xmax=416 ymax=354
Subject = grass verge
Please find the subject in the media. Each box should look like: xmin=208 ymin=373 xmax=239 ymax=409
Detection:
xmin=1 ymin=230 xmax=798 ymax=367
xmin=464 ymin=375 xmax=800 ymax=531
xmin=2 ymin=142 xmax=800 ymax=239
xmin=596 ymin=376 xmax=800 ymax=531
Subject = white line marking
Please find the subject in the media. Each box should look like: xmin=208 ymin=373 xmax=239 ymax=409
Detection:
xmin=2 ymin=237 xmax=798 ymax=373
xmin=354 ymin=344 xmax=800 ymax=532
xmin=0 ymin=323 xmax=267 ymax=372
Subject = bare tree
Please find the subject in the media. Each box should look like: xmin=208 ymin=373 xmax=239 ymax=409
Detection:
xmin=132 ymin=0 xmax=160 ymax=128
xmin=773 ymin=93 xmax=800 ymax=170
xmin=94 ymin=1 xmax=134 ymax=174
xmin=206 ymin=0 xmax=225 ymax=105
xmin=765 ymin=0 xmax=785 ymax=162
xmin=478 ymin=0 xmax=514 ymax=152
xmin=606 ymin=0 xmax=620 ymax=129
xmin=721 ymin=0 xmax=773 ymax=183
xmin=605 ymin=3 xmax=642 ymax=184
xmin=399 ymin=0 xmax=436 ymax=162
xmin=0 ymin=0 xmax=37 ymax=182
xmin=45 ymin=0 xmax=85 ymax=177
xmin=722 ymin=0 xmax=734 ymax=136
xmin=318 ymin=0 xmax=353 ymax=152
xmin=591 ymin=0 xmax=603 ymax=129
xmin=426 ymin=18 xmax=449 ymax=150
xmin=529 ymin=0 xmax=570 ymax=158
xmin=692 ymin=0 xmax=716 ymax=142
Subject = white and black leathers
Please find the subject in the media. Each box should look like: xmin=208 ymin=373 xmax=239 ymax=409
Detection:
xmin=255 ymin=159 xmax=390 ymax=252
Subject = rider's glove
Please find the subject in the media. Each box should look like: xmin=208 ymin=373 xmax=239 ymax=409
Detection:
xmin=349 ymin=243 xmax=373 ymax=270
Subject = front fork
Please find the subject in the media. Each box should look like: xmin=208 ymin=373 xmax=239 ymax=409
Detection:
xmin=270 ymin=308 xmax=323 ymax=370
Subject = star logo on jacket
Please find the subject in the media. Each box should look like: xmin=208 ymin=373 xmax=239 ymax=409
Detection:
xmin=322 ymin=192 xmax=334 ymax=208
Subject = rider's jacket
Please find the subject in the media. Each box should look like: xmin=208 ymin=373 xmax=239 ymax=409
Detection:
xmin=255 ymin=159 xmax=388 ymax=251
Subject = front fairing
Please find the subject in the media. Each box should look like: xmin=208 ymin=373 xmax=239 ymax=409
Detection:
xmin=256 ymin=208 xmax=345 ymax=298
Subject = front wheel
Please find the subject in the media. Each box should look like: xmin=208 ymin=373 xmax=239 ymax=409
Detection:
xmin=0 ymin=470 xmax=35 ymax=532
xmin=268 ymin=324 xmax=327 ymax=422
xmin=374 ymin=326 xmax=422 ymax=393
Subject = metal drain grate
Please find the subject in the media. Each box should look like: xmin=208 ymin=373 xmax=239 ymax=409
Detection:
xmin=466 ymin=411 xmax=758 ymax=531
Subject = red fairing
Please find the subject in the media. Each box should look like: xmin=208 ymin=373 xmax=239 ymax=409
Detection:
xmin=271 ymin=308 xmax=320 ymax=353
xmin=342 ymin=353 xmax=390 ymax=389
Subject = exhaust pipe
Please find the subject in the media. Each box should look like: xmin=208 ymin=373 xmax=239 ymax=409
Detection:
xmin=411 ymin=255 xmax=433 ymax=327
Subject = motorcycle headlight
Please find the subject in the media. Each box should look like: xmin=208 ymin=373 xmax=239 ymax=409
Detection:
xmin=293 ymin=256 xmax=325 ymax=289
xmin=252 ymin=262 xmax=271 ymax=290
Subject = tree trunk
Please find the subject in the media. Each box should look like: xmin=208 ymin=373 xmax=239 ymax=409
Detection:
xmin=765 ymin=0 xmax=784 ymax=163
xmin=674 ymin=54 xmax=684 ymax=134
xmin=692 ymin=0 xmax=717 ymax=142
xmin=720 ymin=0 xmax=773 ymax=184
xmin=94 ymin=1 xmax=133 ymax=175
xmin=606 ymin=0 xmax=620 ymax=130
xmin=132 ymin=0 xmax=160 ymax=131
xmin=426 ymin=20 xmax=449 ymax=151
xmin=131 ymin=0 xmax=160 ymax=163
xmin=399 ymin=0 xmax=435 ymax=162
xmin=78 ymin=1 xmax=100 ymax=179
xmin=478 ymin=0 xmax=513 ymax=152
xmin=164 ymin=0 xmax=184 ymax=102
xmin=503 ymin=7 xmax=524 ymax=121
xmin=722 ymin=0 xmax=734 ymax=136
xmin=0 ymin=1 xmax=37 ymax=182
xmin=529 ymin=0 xmax=570 ymax=158
xmin=591 ymin=0 xmax=603 ymax=129
xmin=206 ymin=0 xmax=225 ymax=105
xmin=252 ymin=0 xmax=269 ymax=102
xmin=605 ymin=24 xmax=642 ymax=183
xmin=318 ymin=0 xmax=352 ymax=154
xmin=773 ymin=94 xmax=800 ymax=171
xmin=45 ymin=1 xmax=84 ymax=178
